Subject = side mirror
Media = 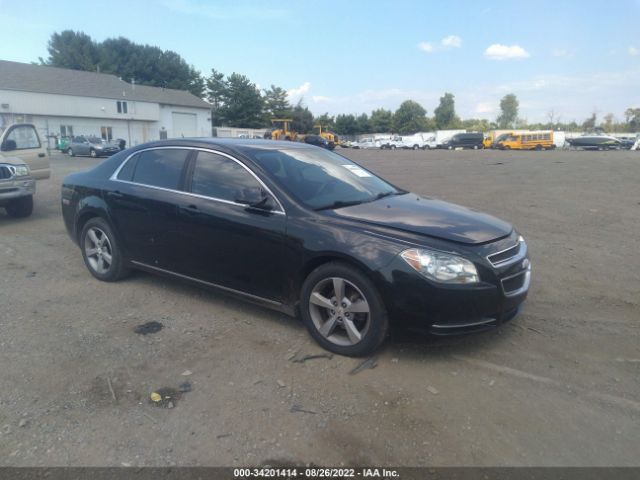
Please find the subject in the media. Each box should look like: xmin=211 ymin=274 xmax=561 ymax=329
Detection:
xmin=235 ymin=187 xmax=272 ymax=210
xmin=1 ymin=139 xmax=17 ymax=152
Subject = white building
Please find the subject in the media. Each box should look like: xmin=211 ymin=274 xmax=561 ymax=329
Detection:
xmin=0 ymin=60 xmax=211 ymax=148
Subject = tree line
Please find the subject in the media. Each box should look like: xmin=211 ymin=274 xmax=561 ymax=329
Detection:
xmin=41 ymin=31 xmax=640 ymax=135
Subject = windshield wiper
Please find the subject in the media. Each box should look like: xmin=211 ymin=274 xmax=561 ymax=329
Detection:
xmin=314 ymin=200 xmax=366 ymax=211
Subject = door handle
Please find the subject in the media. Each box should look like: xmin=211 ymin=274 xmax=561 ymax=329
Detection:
xmin=107 ymin=191 xmax=124 ymax=199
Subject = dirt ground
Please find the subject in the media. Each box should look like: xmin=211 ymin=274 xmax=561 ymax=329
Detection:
xmin=0 ymin=148 xmax=638 ymax=467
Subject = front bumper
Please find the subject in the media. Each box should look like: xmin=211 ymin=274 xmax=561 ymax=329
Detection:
xmin=0 ymin=177 xmax=36 ymax=204
xmin=377 ymin=252 xmax=530 ymax=336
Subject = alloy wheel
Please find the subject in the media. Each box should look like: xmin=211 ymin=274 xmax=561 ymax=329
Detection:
xmin=84 ymin=227 xmax=113 ymax=274
xmin=308 ymin=277 xmax=371 ymax=346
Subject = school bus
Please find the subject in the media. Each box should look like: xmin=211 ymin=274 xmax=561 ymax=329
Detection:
xmin=495 ymin=131 xmax=556 ymax=150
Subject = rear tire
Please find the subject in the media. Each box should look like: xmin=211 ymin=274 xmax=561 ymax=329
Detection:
xmin=300 ymin=262 xmax=389 ymax=357
xmin=80 ymin=217 xmax=130 ymax=282
xmin=5 ymin=195 xmax=33 ymax=218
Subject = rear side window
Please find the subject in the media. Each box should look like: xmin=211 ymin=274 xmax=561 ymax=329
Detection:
xmin=117 ymin=154 xmax=139 ymax=181
xmin=190 ymin=151 xmax=262 ymax=202
xmin=130 ymin=149 xmax=189 ymax=190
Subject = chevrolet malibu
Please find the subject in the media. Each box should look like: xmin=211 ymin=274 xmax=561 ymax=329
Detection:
xmin=61 ymin=139 xmax=530 ymax=356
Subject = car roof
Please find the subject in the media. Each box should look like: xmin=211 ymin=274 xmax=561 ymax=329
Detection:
xmin=134 ymin=137 xmax=315 ymax=152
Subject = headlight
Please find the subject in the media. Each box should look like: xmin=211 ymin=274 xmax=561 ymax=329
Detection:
xmin=14 ymin=165 xmax=30 ymax=177
xmin=400 ymin=248 xmax=479 ymax=284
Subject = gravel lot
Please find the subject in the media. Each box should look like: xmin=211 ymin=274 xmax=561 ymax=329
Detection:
xmin=1 ymin=148 xmax=638 ymax=467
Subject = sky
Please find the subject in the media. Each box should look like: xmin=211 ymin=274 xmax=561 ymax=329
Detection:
xmin=0 ymin=0 xmax=639 ymax=123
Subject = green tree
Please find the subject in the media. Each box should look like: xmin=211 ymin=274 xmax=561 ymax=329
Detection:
xmin=334 ymin=114 xmax=358 ymax=135
xmin=582 ymin=112 xmax=597 ymax=131
xmin=356 ymin=113 xmax=371 ymax=134
xmin=624 ymin=108 xmax=640 ymax=132
xmin=218 ymin=73 xmax=264 ymax=128
xmin=263 ymin=85 xmax=291 ymax=121
xmin=291 ymin=100 xmax=314 ymax=134
xmin=206 ymin=69 xmax=226 ymax=127
xmin=434 ymin=92 xmax=459 ymax=129
xmin=497 ymin=94 xmax=519 ymax=128
xmin=392 ymin=100 xmax=428 ymax=134
xmin=42 ymin=31 xmax=205 ymax=97
xmin=314 ymin=113 xmax=335 ymax=131
xmin=369 ymin=108 xmax=393 ymax=132
xmin=42 ymin=30 xmax=99 ymax=71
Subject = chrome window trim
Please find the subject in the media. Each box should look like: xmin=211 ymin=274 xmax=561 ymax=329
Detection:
xmin=131 ymin=261 xmax=282 ymax=306
xmin=109 ymin=146 xmax=286 ymax=215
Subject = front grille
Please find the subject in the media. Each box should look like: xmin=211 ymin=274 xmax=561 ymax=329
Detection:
xmin=501 ymin=270 xmax=527 ymax=295
xmin=0 ymin=165 xmax=14 ymax=180
xmin=488 ymin=242 xmax=520 ymax=266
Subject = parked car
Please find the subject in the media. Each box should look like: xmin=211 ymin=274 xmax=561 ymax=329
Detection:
xmin=304 ymin=134 xmax=334 ymax=150
xmin=0 ymin=123 xmax=50 ymax=217
xmin=352 ymin=138 xmax=378 ymax=149
xmin=68 ymin=136 xmax=120 ymax=157
xmin=438 ymin=132 xmax=484 ymax=150
xmin=61 ymin=139 xmax=531 ymax=356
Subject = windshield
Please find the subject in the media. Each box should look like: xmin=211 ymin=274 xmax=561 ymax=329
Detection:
xmin=495 ymin=134 xmax=509 ymax=142
xmin=245 ymin=147 xmax=402 ymax=210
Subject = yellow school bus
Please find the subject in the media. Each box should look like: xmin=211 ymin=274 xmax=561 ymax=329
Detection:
xmin=496 ymin=131 xmax=555 ymax=150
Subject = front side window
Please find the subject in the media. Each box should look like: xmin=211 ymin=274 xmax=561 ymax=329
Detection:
xmin=4 ymin=125 xmax=40 ymax=150
xmin=190 ymin=151 xmax=264 ymax=203
xmin=130 ymin=149 xmax=189 ymax=190
xmin=243 ymin=147 xmax=401 ymax=210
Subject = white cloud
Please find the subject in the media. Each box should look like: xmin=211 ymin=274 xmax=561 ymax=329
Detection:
xmin=418 ymin=35 xmax=462 ymax=54
xmin=287 ymin=81 xmax=311 ymax=98
xmin=312 ymin=95 xmax=331 ymax=103
xmin=441 ymin=35 xmax=462 ymax=48
xmin=629 ymin=46 xmax=639 ymax=56
xmin=484 ymin=44 xmax=530 ymax=60
xmin=163 ymin=0 xmax=288 ymax=19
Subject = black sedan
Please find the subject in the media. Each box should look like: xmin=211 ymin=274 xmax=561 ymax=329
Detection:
xmin=61 ymin=139 xmax=531 ymax=356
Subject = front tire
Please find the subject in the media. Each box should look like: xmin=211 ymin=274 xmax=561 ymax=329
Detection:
xmin=90 ymin=148 xmax=97 ymax=158
xmin=5 ymin=195 xmax=33 ymax=218
xmin=80 ymin=217 xmax=130 ymax=282
xmin=300 ymin=262 xmax=389 ymax=357
xmin=68 ymin=148 xmax=75 ymax=157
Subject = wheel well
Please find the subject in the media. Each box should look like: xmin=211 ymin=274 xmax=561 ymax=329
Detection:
xmin=75 ymin=212 xmax=102 ymax=243
xmin=296 ymin=255 xmax=373 ymax=296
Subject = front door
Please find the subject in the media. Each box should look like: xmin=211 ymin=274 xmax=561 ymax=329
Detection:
xmin=1 ymin=124 xmax=50 ymax=179
xmin=174 ymin=150 xmax=286 ymax=302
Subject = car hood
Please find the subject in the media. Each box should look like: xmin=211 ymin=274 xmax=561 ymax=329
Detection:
xmin=327 ymin=193 xmax=513 ymax=245
xmin=0 ymin=153 xmax=27 ymax=166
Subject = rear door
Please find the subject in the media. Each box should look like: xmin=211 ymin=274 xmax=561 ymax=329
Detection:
xmin=174 ymin=150 xmax=287 ymax=301
xmin=0 ymin=124 xmax=50 ymax=179
xmin=107 ymin=148 xmax=191 ymax=266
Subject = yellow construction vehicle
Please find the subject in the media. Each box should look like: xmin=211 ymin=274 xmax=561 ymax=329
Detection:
xmin=315 ymin=124 xmax=340 ymax=147
xmin=269 ymin=118 xmax=297 ymax=141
